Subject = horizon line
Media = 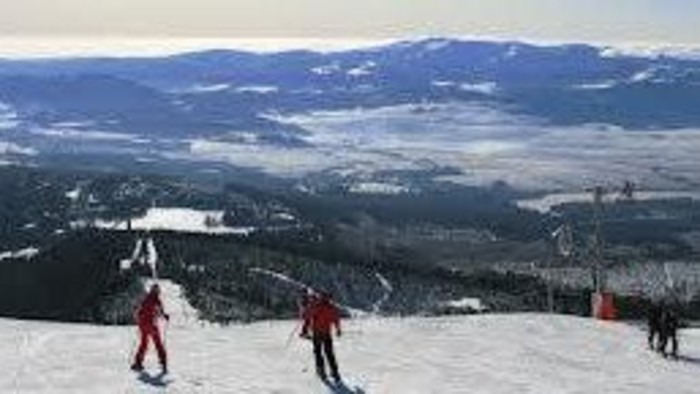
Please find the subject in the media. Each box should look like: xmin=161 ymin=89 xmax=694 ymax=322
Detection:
xmin=0 ymin=35 xmax=698 ymax=60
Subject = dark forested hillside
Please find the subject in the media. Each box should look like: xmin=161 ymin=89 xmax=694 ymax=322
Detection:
xmin=1 ymin=165 xmax=699 ymax=324
xmin=0 ymin=230 xmax=141 ymax=323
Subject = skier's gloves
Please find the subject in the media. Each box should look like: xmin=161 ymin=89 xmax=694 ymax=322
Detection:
xmin=163 ymin=313 xmax=170 ymax=321
xmin=336 ymin=329 xmax=342 ymax=337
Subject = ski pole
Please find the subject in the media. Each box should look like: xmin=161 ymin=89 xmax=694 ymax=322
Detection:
xmin=285 ymin=319 xmax=303 ymax=349
xmin=162 ymin=316 xmax=170 ymax=348
xmin=161 ymin=317 xmax=170 ymax=372
xmin=130 ymin=326 xmax=137 ymax=361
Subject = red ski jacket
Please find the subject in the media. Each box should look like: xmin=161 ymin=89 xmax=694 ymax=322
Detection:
xmin=302 ymin=299 xmax=341 ymax=336
xmin=136 ymin=292 xmax=164 ymax=326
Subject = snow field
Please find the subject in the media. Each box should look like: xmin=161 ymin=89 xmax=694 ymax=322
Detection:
xmin=96 ymin=208 xmax=256 ymax=236
xmin=0 ymin=314 xmax=699 ymax=393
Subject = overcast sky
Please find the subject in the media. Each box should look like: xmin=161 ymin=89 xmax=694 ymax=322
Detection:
xmin=1 ymin=0 xmax=698 ymax=55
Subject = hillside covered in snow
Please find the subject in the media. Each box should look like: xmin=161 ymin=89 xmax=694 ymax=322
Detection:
xmin=1 ymin=312 xmax=699 ymax=393
xmin=3 ymin=38 xmax=700 ymax=191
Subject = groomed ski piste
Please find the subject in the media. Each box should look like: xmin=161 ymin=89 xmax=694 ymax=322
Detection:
xmin=1 ymin=279 xmax=700 ymax=394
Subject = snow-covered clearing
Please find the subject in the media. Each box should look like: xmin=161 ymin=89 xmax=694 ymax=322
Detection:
xmin=0 ymin=102 xmax=19 ymax=130
xmin=440 ymin=297 xmax=488 ymax=313
xmin=0 ymin=247 xmax=40 ymax=262
xmin=31 ymin=127 xmax=150 ymax=144
xmin=0 ymin=141 xmax=36 ymax=156
xmin=348 ymin=182 xmax=409 ymax=195
xmin=235 ymin=85 xmax=279 ymax=94
xmin=0 ymin=314 xmax=699 ymax=393
xmin=65 ymin=187 xmax=81 ymax=201
xmin=96 ymin=207 xmax=256 ymax=235
xmin=517 ymin=190 xmax=700 ymax=213
xmin=183 ymin=83 xmax=232 ymax=94
xmin=458 ymin=82 xmax=498 ymax=95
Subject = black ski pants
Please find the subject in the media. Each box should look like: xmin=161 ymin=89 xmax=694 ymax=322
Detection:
xmin=659 ymin=329 xmax=679 ymax=357
xmin=313 ymin=333 xmax=339 ymax=379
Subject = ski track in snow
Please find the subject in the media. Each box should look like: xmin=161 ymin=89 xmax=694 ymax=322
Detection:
xmin=250 ymin=267 xmax=313 ymax=292
xmin=144 ymin=278 xmax=201 ymax=329
xmin=140 ymin=237 xmax=200 ymax=328
xmin=371 ymin=273 xmax=393 ymax=314
xmin=130 ymin=239 xmax=144 ymax=263
xmin=0 ymin=314 xmax=699 ymax=393
xmin=146 ymin=237 xmax=158 ymax=278
xmin=249 ymin=267 xmax=368 ymax=317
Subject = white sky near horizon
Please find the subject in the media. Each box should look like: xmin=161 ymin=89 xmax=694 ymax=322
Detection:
xmin=0 ymin=0 xmax=698 ymax=57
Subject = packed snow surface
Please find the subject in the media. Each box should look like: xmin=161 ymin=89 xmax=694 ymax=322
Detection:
xmin=1 ymin=314 xmax=699 ymax=393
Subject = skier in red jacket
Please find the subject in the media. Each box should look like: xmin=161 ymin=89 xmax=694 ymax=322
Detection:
xmin=300 ymin=291 xmax=342 ymax=381
xmin=131 ymin=283 xmax=170 ymax=373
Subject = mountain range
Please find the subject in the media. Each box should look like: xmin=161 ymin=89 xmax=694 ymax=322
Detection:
xmin=1 ymin=38 xmax=699 ymax=140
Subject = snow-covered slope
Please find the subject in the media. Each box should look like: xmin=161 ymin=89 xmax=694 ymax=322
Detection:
xmin=0 ymin=314 xmax=698 ymax=393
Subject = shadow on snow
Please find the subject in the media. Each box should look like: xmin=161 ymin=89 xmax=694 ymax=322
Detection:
xmin=324 ymin=377 xmax=366 ymax=394
xmin=137 ymin=371 xmax=172 ymax=388
xmin=676 ymin=354 xmax=700 ymax=366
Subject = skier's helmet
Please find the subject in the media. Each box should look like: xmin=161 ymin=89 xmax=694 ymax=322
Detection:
xmin=299 ymin=289 xmax=312 ymax=305
xmin=319 ymin=290 xmax=332 ymax=301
